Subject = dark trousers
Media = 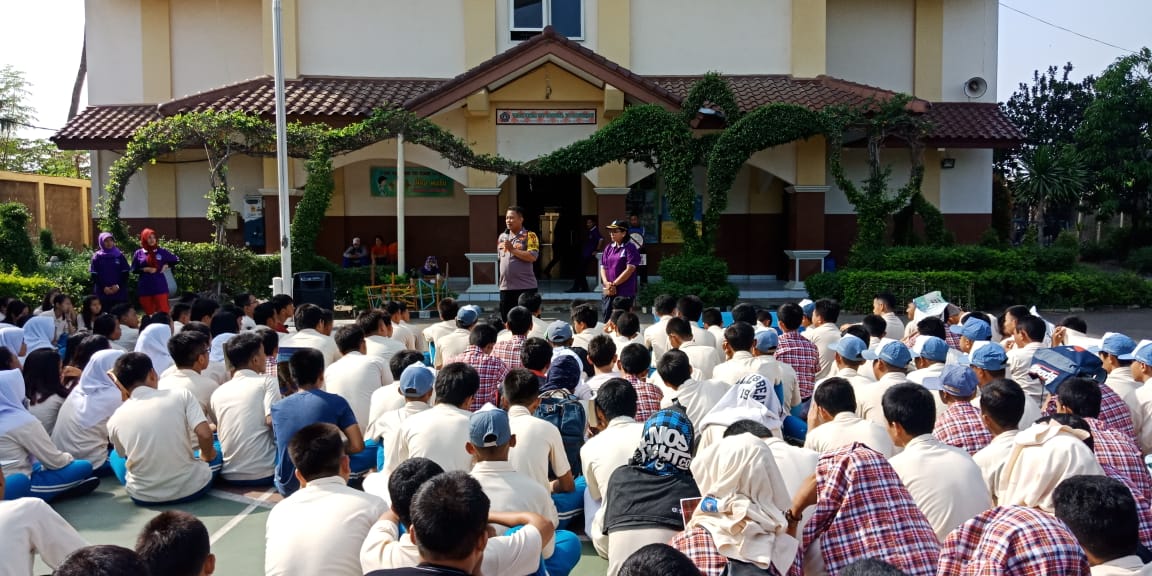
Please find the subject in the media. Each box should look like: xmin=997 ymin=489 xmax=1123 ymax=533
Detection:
xmin=500 ymin=288 xmax=537 ymax=321
xmin=571 ymin=256 xmax=595 ymax=291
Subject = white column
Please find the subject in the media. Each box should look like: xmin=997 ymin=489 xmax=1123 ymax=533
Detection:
xmin=396 ymin=134 xmax=406 ymax=274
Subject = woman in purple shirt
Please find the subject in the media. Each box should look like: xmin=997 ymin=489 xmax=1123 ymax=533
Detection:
xmin=599 ymin=219 xmax=641 ymax=323
xmin=89 ymin=232 xmax=131 ymax=311
xmin=131 ymin=228 xmax=180 ymax=314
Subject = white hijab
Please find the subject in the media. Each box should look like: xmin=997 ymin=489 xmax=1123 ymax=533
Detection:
xmin=0 ymin=327 xmax=23 ymax=357
xmin=698 ymin=373 xmax=784 ymax=432
xmin=135 ymin=324 xmax=173 ymax=375
xmin=210 ymin=333 xmax=234 ymax=365
xmin=22 ymin=316 xmax=56 ymax=354
xmin=0 ymin=369 xmax=35 ymax=436
xmin=66 ymin=349 xmax=126 ymax=429
xmin=998 ymin=420 xmax=1104 ymax=512
xmin=688 ymin=433 xmax=798 ymax=574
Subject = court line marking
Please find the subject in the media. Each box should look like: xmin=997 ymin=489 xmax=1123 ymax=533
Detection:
xmin=209 ymin=489 xmax=276 ymax=545
xmin=208 ymin=488 xmax=279 ymax=509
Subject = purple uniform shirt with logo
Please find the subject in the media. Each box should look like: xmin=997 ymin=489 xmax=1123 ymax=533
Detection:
xmin=601 ymin=241 xmax=641 ymax=297
xmin=498 ymin=229 xmax=539 ymax=291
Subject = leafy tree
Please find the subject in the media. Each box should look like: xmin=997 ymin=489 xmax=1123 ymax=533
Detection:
xmin=1014 ymin=145 xmax=1087 ymax=243
xmin=0 ymin=202 xmax=39 ymax=274
xmin=0 ymin=65 xmax=90 ymax=178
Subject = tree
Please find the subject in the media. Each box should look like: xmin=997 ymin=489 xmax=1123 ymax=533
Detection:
xmin=0 ymin=65 xmax=90 ymax=178
xmin=1014 ymin=145 xmax=1087 ymax=243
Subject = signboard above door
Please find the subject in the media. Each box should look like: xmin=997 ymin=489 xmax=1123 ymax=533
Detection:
xmin=496 ymin=109 xmax=597 ymax=125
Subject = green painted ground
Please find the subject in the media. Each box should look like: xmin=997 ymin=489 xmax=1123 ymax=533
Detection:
xmin=35 ymin=477 xmax=609 ymax=575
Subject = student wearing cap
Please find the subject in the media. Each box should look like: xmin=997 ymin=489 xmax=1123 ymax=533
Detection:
xmin=449 ymin=324 xmax=509 ymax=412
xmin=913 ymin=316 xmax=965 ymax=366
xmin=855 ymin=341 xmax=913 ymax=428
xmin=814 ymin=334 xmax=873 ymax=396
xmin=497 ymin=206 xmax=540 ymax=322
xmin=882 ymin=382 xmax=992 ymax=540
xmin=1096 ymin=333 xmax=1147 ymax=450
xmin=365 ymin=363 xmax=434 ymax=486
xmin=1053 ymin=476 xmax=1148 ymax=576
xmin=803 ymin=299 xmax=843 ymax=381
xmin=873 ymin=292 xmax=905 ymax=341
xmin=925 ymin=365 xmax=994 ymax=455
xmin=467 ymin=405 xmax=582 ymax=576
xmin=432 ymin=305 xmax=480 ymax=369
xmin=968 ymin=344 xmax=1043 ymax=431
xmin=907 ymin=335 xmax=950 ymax=416
xmin=665 ymin=317 xmax=722 ymax=380
xmin=656 ymin=349 xmax=728 ymax=427
xmin=855 ymin=314 xmax=890 ymax=382
xmin=581 ymin=379 xmax=644 ymax=557
xmin=1129 ymin=341 xmax=1152 ymax=455
xmin=950 ymin=316 xmax=993 ymax=355
xmin=1034 ymin=347 xmax=1137 ymax=442
xmin=774 ymin=303 xmax=821 ymax=401
xmin=751 ymin=330 xmax=802 ymax=412
xmin=600 ymin=219 xmax=641 ymax=324
xmin=397 ymin=363 xmax=478 ymax=473
xmin=1006 ymin=315 xmax=1048 ymax=404
xmin=211 ymin=332 xmax=280 ymax=486
xmin=972 ymin=379 xmax=1027 ymax=502
xmin=804 ymin=377 xmax=895 ymax=457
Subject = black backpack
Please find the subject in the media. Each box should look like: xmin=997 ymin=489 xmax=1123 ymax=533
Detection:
xmin=722 ymin=559 xmax=774 ymax=576
xmin=533 ymin=389 xmax=587 ymax=477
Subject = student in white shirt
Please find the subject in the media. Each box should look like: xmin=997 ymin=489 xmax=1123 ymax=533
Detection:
xmin=804 ymin=298 xmax=843 ymax=380
xmin=157 ymin=331 xmax=218 ymax=423
xmin=675 ymin=295 xmax=716 ymax=350
xmin=432 ymin=305 xmax=480 ymax=369
xmin=466 ymin=405 xmax=581 ymax=576
xmin=501 ymin=368 xmax=578 ymax=512
xmin=52 ymin=349 xmax=125 ymax=473
xmin=364 ymin=363 xmax=435 ymax=499
xmin=383 ymin=301 xmax=418 ymax=351
xmin=134 ymin=510 xmax=216 ymax=576
xmin=873 ymin=292 xmax=905 ymax=340
xmin=713 ymin=321 xmax=778 ymax=387
xmin=580 ymin=378 xmax=644 ymax=557
xmin=584 ymin=335 xmax=622 ymax=395
xmin=814 ymin=333 xmax=873 ymax=395
xmin=0 ymin=469 xmax=89 ymax=576
xmin=1053 ymin=475 xmax=1148 ymax=576
xmin=643 ymin=295 xmax=676 ymax=363
xmin=856 ymin=341 xmax=913 ymax=427
xmin=950 ymin=316 xmax=993 ymax=355
xmin=969 ymin=344 xmax=1042 ymax=431
xmin=233 ymin=293 xmax=258 ymax=331
xmin=973 ymin=378 xmax=1026 ymax=503
xmin=367 ymin=350 xmax=423 ymax=432
xmin=883 ymin=382 xmax=992 ymax=539
xmin=211 ymin=332 xmax=279 ymax=486
xmin=665 ymin=317 xmax=722 ymax=380
xmin=571 ymin=304 xmax=599 ymax=350
xmin=107 ymin=352 xmax=218 ymax=505
xmin=1007 ymin=315 xmax=1048 ymax=403
xmin=397 ymin=363 xmax=478 ymax=472
xmin=280 ymin=304 xmax=340 ymax=367
xmin=611 ymin=312 xmax=645 ymax=351
xmin=702 ymin=307 xmax=728 ymax=358
xmin=326 ymin=325 xmax=390 ymax=436
xmin=110 ymin=303 xmax=141 ymax=352
xmin=358 ymin=310 xmax=405 ymax=366
xmin=804 ymin=376 xmax=895 ymax=457
xmin=656 ymin=349 xmax=727 ymax=427
xmin=422 ymin=298 xmax=460 ymax=351
xmin=751 ymin=331 xmax=802 ymax=412
xmin=265 ymin=423 xmax=387 ymax=576
xmin=1096 ymin=333 xmax=1146 ymax=450
xmin=359 ymin=457 xmax=550 ymax=575
xmin=723 ymin=419 xmax=818 ymax=499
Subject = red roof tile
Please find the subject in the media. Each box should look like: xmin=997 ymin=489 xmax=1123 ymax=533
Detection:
xmin=924 ymin=102 xmax=1023 ymax=146
xmin=51 ymin=105 xmax=160 ymax=149
xmin=159 ymin=76 xmax=446 ymax=117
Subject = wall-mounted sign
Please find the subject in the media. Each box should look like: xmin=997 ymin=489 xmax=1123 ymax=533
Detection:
xmin=370 ymin=167 xmax=454 ymax=198
xmin=497 ymin=109 xmax=597 ymax=125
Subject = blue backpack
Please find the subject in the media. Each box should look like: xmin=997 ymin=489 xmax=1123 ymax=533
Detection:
xmin=533 ymin=390 xmax=587 ymax=477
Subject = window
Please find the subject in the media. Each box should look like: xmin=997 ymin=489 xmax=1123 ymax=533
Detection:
xmin=511 ymin=0 xmax=583 ymax=41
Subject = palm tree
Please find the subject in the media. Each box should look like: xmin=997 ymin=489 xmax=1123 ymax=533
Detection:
xmin=1014 ymin=144 xmax=1087 ymax=244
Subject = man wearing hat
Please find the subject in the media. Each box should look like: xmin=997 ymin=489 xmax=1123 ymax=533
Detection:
xmin=855 ymin=340 xmax=913 ymax=427
xmin=968 ymin=343 xmax=1042 ymax=431
xmin=815 ymin=333 xmax=873 ymax=397
xmin=599 ymin=219 xmax=641 ymax=324
xmin=908 ymin=336 xmax=949 ymax=388
xmin=924 ymin=365 xmax=993 ymax=455
xmin=1128 ymin=341 xmax=1152 ymax=455
xmin=467 ymin=405 xmax=582 ymax=576
xmin=950 ymin=317 xmax=993 ymax=355
xmin=432 ymin=304 xmax=481 ymax=369
xmin=364 ymin=363 xmax=435 ymax=490
xmin=1095 ymin=333 xmax=1147 ymax=450
xmin=498 ymin=206 xmax=539 ymax=322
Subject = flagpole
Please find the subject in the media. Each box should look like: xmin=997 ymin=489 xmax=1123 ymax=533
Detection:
xmin=273 ymin=0 xmax=293 ymax=296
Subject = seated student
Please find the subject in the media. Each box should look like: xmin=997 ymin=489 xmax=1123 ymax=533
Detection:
xmin=925 ymin=365 xmax=994 ymax=455
xmin=502 ymin=368 xmax=580 ymax=517
xmin=189 ymin=299 xmax=220 ymax=326
xmin=171 ymin=302 xmax=192 ymax=333
xmin=450 ymin=323 xmax=509 ymax=411
xmin=109 ymin=303 xmax=140 ymax=351
xmin=51 ymin=349 xmax=125 ymax=474
xmin=0 ymin=468 xmax=89 ymax=574
xmin=133 ymin=322 xmax=174 ymax=376
xmin=363 ymin=364 xmax=435 ymax=500
xmin=582 ymin=378 xmax=644 ymax=555
xmin=107 ymin=352 xmax=219 ymax=505
xmin=53 ymin=545 xmax=151 ymax=576
xmin=619 ymin=544 xmax=702 ymax=576
xmin=696 ymin=373 xmax=785 ymax=454
xmin=804 ymin=377 xmax=895 ymax=458
xmin=367 ymin=350 xmax=423 ymax=430
xmin=938 ymin=506 xmax=1091 ymax=575
xmin=255 ymin=326 xmax=280 ymax=382
xmin=571 ymin=304 xmax=600 ymax=350
xmin=492 ymin=306 xmax=531 ymax=369
xmin=612 ymin=311 xmax=644 ymax=351
xmin=211 ymin=332 xmax=280 ymax=486
xmin=270 ymin=294 xmax=294 ymax=334
xmin=360 ymin=457 xmax=551 ymax=575
xmin=723 ymin=420 xmax=818 ymax=502
xmin=158 ymin=331 xmax=217 ymax=422
xmin=358 ymin=311 xmax=404 ymax=368
xmin=91 ymin=314 xmax=121 ymax=348
xmin=325 ymin=325 xmax=390 ymax=438
xmin=618 ymin=344 xmax=662 ymax=422
xmin=432 ymin=305 xmax=479 ymax=369
xmin=24 ymin=348 xmax=69 ymax=435
xmin=1054 ymin=475 xmax=1147 ymax=576
xmin=664 ymin=318 xmax=721 ymax=380
xmin=135 ymin=511 xmax=215 ymax=576
xmin=265 ymin=423 xmax=386 ymax=576
xmin=751 ymin=331 xmax=803 ymax=412
xmin=397 ymin=362 xmax=478 ymax=473
xmin=520 ymin=336 xmax=553 ymax=381
xmin=270 ymin=349 xmax=364 ymax=496
xmin=585 ymin=335 xmax=622 ymax=394
xmin=656 ymin=349 xmax=727 ymax=427
xmin=0 ymin=369 xmax=98 ymax=502
xmin=882 ymin=383 xmax=993 ymax=540
xmin=997 ymin=418 xmax=1105 ymax=512
xmin=422 ymin=298 xmax=459 ymax=352
xmin=973 ymin=379 xmax=1027 ymax=502
xmin=467 ymin=405 xmax=581 ymax=576
xmin=280 ymin=304 xmax=340 ymax=367
xmin=605 ymin=409 xmax=701 ymax=576
xmin=252 ymin=302 xmax=277 ymax=333
xmin=856 ymin=341 xmax=913 ymax=427
xmin=713 ymin=322 xmax=773 ymax=387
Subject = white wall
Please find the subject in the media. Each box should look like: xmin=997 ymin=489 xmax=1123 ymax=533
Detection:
xmin=175 ymin=155 xmax=264 ymax=218
xmin=298 ymin=0 xmax=466 ymax=78
xmin=85 ymin=0 xmax=144 ymax=105
xmin=342 ymin=160 xmax=469 ymax=216
xmin=629 ymin=0 xmax=791 ymax=75
xmin=939 ymin=149 xmax=992 ymax=213
xmin=170 ymin=0 xmax=264 ymax=98
xmin=824 ymin=148 xmax=913 ymax=214
xmin=496 ymin=0 xmax=599 ymax=55
xmin=826 ymin=0 xmax=914 ymax=92
xmin=496 ymin=124 xmax=599 ymax=184
xmin=96 ymin=151 xmax=150 ymax=218
xmin=941 ymin=0 xmax=998 ymax=102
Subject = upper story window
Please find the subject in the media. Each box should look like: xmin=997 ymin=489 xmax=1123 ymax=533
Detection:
xmin=511 ymin=0 xmax=583 ymax=41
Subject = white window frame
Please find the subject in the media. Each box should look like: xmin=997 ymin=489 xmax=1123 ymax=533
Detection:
xmin=509 ymin=0 xmax=584 ymax=41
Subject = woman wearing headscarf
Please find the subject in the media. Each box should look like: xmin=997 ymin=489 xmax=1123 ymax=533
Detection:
xmin=50 ymin=349 xmax=126 ymax=473
xmin=134 ymin=323 xmax=174 ymax=376
xmin=605 ymin=408 xmax=701 ymax=576
xmin=937 ymin=506 xmax=1090 ymax=575
xmin=786 ymin=443 xmax=940 ymax=576
xmin=131 ymin=228 xmax=179 ymax=315
xmin=695 ymin=372 xmax=784 ymax=453
xmin=0 ymin=326 xmax=25 ymax=358
xmin=90 ymin=232 xmax=130 ymax=311
xmin=0 ymin=369 xmax=98 ymax=502
xmin=21 ymin=316 xmax=57 ymax=363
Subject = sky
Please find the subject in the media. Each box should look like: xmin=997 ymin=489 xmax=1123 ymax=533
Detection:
xmin=0 ymin=0 xmax=1149 ymax=139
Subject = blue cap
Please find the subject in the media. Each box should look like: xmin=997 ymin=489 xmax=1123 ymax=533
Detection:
xmin=457 ymin=305 xmax=482 ymax=327
xmin=546 ymin=321 xmax=573 ymax=343
xmin=1028 ymin=346 xmax=1107 ymax=394
xmin=469 ymin=404 xmax=511 ymax=448
xmin=967 ymin=343 xmax=1008 ymax=371
xmin=399 ymin=363 xmax=435 ymax=397
xmin=911 ymin=336 xmax=949 ymax=363
xmin=754 ymin=330 xmax=779 ymax=353
xmin=800 ymin=299 xmax=815 ymax=319
xmin=1096 ymin=333 xmax=1137 ymax=359
xmin=1132 ymin=340 xmax=1152 ymax=365
xmin=862 ymin=341 xmax=912 ymax=368
xmin=949 ymin=317 xmax=992 ymax=341
xmin=829 ymin=335 xmax=868 ymax=362
xmin=923 ymin=364 xmax=979 ymax=397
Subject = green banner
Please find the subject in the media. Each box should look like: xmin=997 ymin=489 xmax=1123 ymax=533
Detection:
xmin=370 ymin=167 xmax=454 ymax=198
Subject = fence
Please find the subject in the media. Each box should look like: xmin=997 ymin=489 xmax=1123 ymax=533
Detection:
xmin=0 ymin=171 xmax=92 ymax=248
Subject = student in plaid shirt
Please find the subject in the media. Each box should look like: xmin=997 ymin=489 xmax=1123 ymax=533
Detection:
xmin=449 ymin=324 xmax=509 ymax=411
xmin=1054 ymin=475 xmax=1147 ymax=576
xmin=774 ymin=303 xmax=820 ymax=400
xmin=492 ymin=306 xmax=531 ymax=369
xmin=785 ymin=443 xmax=940 ymax=576
xmin=937 ymin=506 xmax=1090 ymax=575
xmin=1036 ymin=347 xmax=1138 ymax=442
xmin=618 ymin=343 xmax=662 ymax=422
xmin=925 ymin=365 xmax=994 ymax=455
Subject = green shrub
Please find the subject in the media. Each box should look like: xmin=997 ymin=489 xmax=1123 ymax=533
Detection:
xmin=803 ymin=272 xmax=843 ymax=302
xmin=1080 ymin=239 xmax=1109 ymax=263
xmin=638 ymin=254 xmax=739 ymax=308
xmin=0 ymin=203 xmax=38 ymax=274
xmin=161 ymin=240 xmax=281 ymax=299
xmin=0 ymin=271 xmax=60 ymax=303
xmin=1125 ymin=247 xmax=1152 ymax=275
xmin=846 ymin=245 xmax=1077 ymax=273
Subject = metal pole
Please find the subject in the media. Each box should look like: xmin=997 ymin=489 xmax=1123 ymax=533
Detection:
xmin=273 ymin=0 xmax=293 ymax=296
xmin=396 ymin=133 xmax=406 ymax=274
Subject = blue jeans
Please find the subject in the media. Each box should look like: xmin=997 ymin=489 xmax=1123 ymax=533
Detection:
xmin=504 ymin=526 xmax=582 ymax=576
xmin=552 ymin=475 xmax=585 ymax=530
xmin=3 ymin=473 xmax=31 ymax=500
xmin=110 ymin=443 xmax=222 ymax=506
xmin=349 ymin=440 xmax=379 ymax=479
xmin=28 ymin=460 xmax=96 ymax=502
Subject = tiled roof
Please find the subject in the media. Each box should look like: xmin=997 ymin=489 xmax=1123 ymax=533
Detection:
xmin=51 ymin=105 xmax=160 ymax=148
xmin=159 ymin=76 xmax=447 ymax=117
xmin=924 ymin=102 xmax=1023 ymax=145
xmin=649 ymin=75 xmax=931 ymax=112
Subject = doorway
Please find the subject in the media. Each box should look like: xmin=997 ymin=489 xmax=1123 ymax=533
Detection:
xmin=516 ymin=173 xmax=583 ymax=281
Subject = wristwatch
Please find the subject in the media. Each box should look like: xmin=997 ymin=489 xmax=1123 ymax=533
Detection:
xmin=785 ymin=508 xmax=803 ymax=524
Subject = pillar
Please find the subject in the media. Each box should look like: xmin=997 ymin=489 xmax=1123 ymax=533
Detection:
xmin=791 ymin=0 xmax=826 ymax=77
xmin=787 ymin=136 xmax=830 ymax=282
xmin=466 ymin=187 xmax=501 ymax=285
xmin=594 ymin=187 xmax=629 ymax=223
xmin=914 ymin=0 xmax=944 ymax=101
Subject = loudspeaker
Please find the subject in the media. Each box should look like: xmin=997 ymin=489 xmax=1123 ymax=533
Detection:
xmin=963 ymin=77 xmax=988 ymax=99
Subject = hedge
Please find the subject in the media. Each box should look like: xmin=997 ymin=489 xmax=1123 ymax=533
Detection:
xmin=639 ymin=253 xmax=740 ymax=308
xmin=0 ymin=271 xmax=62 ymax=304
xmin=805 ymin=269 xmax=1152 ymax=312
xmin=847 ymin=245 xmax=1077 ymax=273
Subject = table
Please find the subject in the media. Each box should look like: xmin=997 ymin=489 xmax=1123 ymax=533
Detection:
xmin=783 ymin=250 xmax=831 ymax=290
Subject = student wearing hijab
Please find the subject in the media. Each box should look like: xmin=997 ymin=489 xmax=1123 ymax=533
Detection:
xmin=696 ymin=372 xmax=784 ymax=453
xmin=132 ymin=228 xmax=179 ymax=315
xmin=786 ymin=443 xmax=941 ymax=576
xmin=605 ymin=408 xmax=701 ymax=576
xmin=0 ymin=369 xmax=99 ymax=501
xmin=21 ymin=316 xmax=56 ymax=361
xmin=90 ymin=232 xmax=131 ymax=311
xmin=134 ymin=323 xmax=174 ymax=376
xmin=0 ymin=326 xmax=24 ymax=358
xmin=937 ymin=506 xmax=1090 ymax=575
xmin=50 ymin=350 xmax=126 ymax=473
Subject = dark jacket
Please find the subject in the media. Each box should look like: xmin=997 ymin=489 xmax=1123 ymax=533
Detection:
xmin=603 ymin=465 xmax=700 ymax=533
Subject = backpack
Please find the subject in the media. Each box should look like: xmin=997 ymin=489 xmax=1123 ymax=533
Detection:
xmin=534 ymin=389 xmax=587 ymax=477
xmin=721 ymin=559 xmax=774 ymax=576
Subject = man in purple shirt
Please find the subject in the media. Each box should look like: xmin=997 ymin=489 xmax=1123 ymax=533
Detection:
xmin=599 ymin=219 xmax=641 ymax=323
xmin=498 ymin=206 xmax=539 ymax=321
